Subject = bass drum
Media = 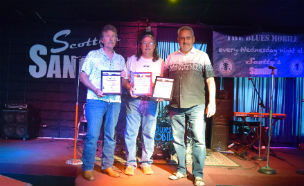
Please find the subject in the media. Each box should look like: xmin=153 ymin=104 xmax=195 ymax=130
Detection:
xmin=153 ymin=121 xmax=175 ymax=160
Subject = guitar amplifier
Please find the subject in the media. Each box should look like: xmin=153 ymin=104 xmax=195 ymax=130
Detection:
xmin=1 ymin=105 xmax=39 ymax=140
xmin=5 ymin=104 xmax=28 ymax=110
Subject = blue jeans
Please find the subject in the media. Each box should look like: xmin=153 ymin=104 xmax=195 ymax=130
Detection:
xmin=124 ymin=98 xmax=158 ymax=167
xmin=170 ymin=104 xmax=206 ymax=178
xmin=82 ymin=99 xmax=121 ymax=171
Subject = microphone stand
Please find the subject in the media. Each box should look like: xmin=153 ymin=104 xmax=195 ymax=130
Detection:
xmin=249 ymin=78 xmax=266 ymax=161
xmin=66 ymin=56 xmax=84 ymax=165
xmin=258 ymin=66 xmax=276 ymax=174
xmin=296 ymin=99 xmax=304 ymax=174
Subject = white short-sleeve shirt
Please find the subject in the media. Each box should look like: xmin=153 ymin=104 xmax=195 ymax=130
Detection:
xmin=126 ymin=55 xmax=164 ymax=84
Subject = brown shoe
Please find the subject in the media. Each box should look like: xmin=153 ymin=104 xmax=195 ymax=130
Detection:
xmin=142 ymin=166 xmax=154 ymax=175
xmin=124 ymin=166 xmax=135 ymax=176
xmin=102 ymin=167 xmax=120 ymax=178
xmin=82 ymin=170 xmax=95 ymax=181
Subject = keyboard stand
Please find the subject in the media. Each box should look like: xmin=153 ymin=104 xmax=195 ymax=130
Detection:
xmin=232 ymin=119 xmax=258 ymax=159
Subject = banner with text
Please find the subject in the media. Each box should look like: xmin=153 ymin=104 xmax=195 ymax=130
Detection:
xmin=27 ymin=27 xmax=101 ymax=79
xmin=213 ymin=31 xmax=304 ymax=77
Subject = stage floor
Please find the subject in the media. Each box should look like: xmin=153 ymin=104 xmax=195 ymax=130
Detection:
xmin=0 ymin=138 xmax=304 ymax=186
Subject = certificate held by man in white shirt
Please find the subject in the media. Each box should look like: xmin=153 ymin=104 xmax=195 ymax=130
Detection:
xmin=132 ymin=72 xmax=152 ymax=96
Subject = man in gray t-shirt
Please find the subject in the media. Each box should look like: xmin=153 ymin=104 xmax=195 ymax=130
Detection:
xmin=165 ymin=26 xmax=216 ymax=186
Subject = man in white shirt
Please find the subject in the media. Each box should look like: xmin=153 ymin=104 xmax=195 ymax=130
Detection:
xmin=124 ymin=33 xmax=164 ymax=176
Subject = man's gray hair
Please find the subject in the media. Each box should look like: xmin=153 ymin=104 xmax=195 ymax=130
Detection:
xmin=177 ymin=26 xmax=194 ymax=36
xmin=100 ymin=24 xmax=118 ymax=40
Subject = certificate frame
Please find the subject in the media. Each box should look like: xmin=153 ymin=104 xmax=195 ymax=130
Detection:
xmin=132 ymin=72 xmax=153 ymax=96
xmin=101 ymin=70 xmax=122 ymax=95
xmin=152 ymin=77 xmax=174 ymax=100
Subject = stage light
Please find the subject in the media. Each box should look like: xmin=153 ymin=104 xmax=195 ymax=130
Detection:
xmin=168 ymin=0 xmax=178 ymax=4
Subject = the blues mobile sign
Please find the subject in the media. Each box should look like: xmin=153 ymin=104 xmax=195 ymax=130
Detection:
xmin=213 ymin=31 xmax=304 ymax=77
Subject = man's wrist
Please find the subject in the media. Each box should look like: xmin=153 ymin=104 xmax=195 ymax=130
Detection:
xmin=93 ymin=87 xmax=98 ymax=93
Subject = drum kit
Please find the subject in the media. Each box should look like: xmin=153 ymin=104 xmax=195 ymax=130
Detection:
xmin=153 ymin=105 xmax=193 ymax=164
xmin=153 ymin=105 xmax=173 ymax=160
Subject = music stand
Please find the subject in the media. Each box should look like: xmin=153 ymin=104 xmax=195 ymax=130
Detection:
xmin=249 ymin=78 xmax=266 ymax=161
xmin=258 ymin=66 xmax=276 ymax=174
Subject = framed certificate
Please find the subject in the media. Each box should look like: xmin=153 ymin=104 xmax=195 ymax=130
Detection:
xmin=101 ymin=71 xmax=122 ymax=95
xmin=152 ymin=77 xmax=174 ymax=100
xmin=132 ymin=72 xmax=152 ymax=96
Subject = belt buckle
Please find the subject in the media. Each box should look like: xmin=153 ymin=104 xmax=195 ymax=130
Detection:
xmin=140 ymin=96 xmax=150 ymax=101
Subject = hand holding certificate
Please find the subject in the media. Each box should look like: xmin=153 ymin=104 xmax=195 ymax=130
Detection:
xmin=101 ymin=71 xmax=122 ymax=95
xmin=132 ymin=72 xmax=152 ymax=96
xmin=152 ymin=77 xmax=174 ymax=100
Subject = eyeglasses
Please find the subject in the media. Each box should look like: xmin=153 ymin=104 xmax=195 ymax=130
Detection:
xmin=103 ymin=35 xmax=118 ymax=40
xmin=141 ymin=41 xmax=155 ymax=46
xmin=178 ymin=36 xmax=193 ymax=41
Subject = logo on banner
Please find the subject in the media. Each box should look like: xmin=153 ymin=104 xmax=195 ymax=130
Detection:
xmin=155 ymin=125 xmax=173 ymax=142
xmin=218 ymin=58 xmax=235 ymax=76
xmin=28 ymin=29 xmax=99 ymax=79
xmin=290 ymin=60 xmax=303 ymax=75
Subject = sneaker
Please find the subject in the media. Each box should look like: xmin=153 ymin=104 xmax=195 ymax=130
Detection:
xmin=124 ymin=166 xmax=135 ymax=176
xmin=142 ymin=166 xmax=154 ymax=175
xmin=194 ymin=177 xmax=205 ymax=186
xmin=169 ymin=172 xmax=187 ymax=180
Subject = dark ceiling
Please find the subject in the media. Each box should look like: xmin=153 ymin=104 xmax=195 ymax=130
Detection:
xmin=2 ymin=0 xmax=304 ymax=30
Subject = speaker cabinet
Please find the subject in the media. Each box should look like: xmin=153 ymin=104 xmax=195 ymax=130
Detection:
xmin=212 ymin=99 xmax=233 ymax=125
xmin=210 ymin=99 xmax=233 ymax=151
xmin=210 ymin=125 xmax=229 ymax=151
xmin=1 ymin=109 xmax=38 ymax=140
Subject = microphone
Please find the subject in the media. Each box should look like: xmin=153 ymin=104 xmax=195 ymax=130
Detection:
xmin=268 ymin=65 xmax=277 ymax=70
